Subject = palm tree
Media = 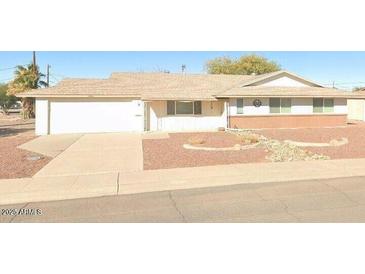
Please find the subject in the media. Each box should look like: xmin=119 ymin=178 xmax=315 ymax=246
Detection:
xmin=7 ymin=64 xmax=47 ymax=118
xmin=8 ymin=64 xmax=47 ymax=95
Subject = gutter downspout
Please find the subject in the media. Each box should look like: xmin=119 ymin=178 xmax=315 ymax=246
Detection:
xmin=226 ymin=99 xmax=230 ymax=129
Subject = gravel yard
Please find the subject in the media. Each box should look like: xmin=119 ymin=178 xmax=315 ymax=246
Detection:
xmin=143 ymin=123 xmax=365 ymax=170
xmin=143 ymin=132 xmax=268 ymax=170
xmin=0 ymin=115 xmax=51 ymax=179
xmin=4 ymin=113 xmax=364 ymax=175
xmin=255 ymin=122 xmax=365 ymax=160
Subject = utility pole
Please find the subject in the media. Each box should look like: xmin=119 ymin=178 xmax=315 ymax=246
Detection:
xmin=32 ymin=51 xmax=36 ymax=67
xmin=332 ymin=81 xmax=335 ymax=88
xmin=46 ymin=64 xmax=50 ymax=87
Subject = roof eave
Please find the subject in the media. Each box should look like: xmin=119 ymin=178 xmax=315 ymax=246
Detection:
xmin=16 ymin=94 xmax=142 ymax=99
xmin=240 ymin=70 xmax=324 ymax=88
xmin=214 ymin=94 xmax=358 ymax=99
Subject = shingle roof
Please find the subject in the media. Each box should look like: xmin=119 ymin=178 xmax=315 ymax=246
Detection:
xmin=216 ymin=86 xmax=355 ymax=98
xmin=17 ymin=72 xmax=256 ymax=100
xmin=352 ymin=88 xmax=365 ymax=94
xmin=16 ymin=71 xmax=362 ymax=100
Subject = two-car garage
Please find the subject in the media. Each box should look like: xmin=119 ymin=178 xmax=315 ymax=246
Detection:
xmin=35 ymin=98 xmax=144 ymax=135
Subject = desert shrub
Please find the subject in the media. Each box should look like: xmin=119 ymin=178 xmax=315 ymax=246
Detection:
xmin=188 ymin=135 xmax=206 ymax=145
xmin=237 ymin=134 xmax=260 ymax=144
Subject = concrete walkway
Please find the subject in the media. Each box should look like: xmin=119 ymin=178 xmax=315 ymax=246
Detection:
xmin=2 ymin=158 xmax=365 ymax=205
xmin=0 ymin=173 xmax=118 ymax=205
xmin=34 ymin=133 xmax=143 ymax=177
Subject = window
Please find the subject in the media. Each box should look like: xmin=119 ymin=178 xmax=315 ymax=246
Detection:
xmin=313 ymin=98 xmax=323 ymax=113
xmin=176 ymin=101 xmax=193 ymax=114
xmin=281 ymin=98 xmax=291 ymax=113
xmin=269 ymin=98 xmax=281 ymax=113
xmin=269 ymin=98 xmax=291 ymax=113
xmin=324 ymin=98 xmax=334 ymax=113
xmin=313 ymin=98 xmax=334 ymax=113
xmin=237 ymin=98 xmax=244 ymax=114
xmin=167 ymin=101 xmax=202 ymax=115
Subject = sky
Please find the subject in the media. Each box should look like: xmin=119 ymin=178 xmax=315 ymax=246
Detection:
xmin=1 ymin=51 xmax=365 ymax=90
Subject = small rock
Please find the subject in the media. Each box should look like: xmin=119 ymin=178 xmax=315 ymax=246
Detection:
xmin=27 ymin=155 xmax=43 ymax=161
xmin=228 ymin=128 xmax=330 ymax=162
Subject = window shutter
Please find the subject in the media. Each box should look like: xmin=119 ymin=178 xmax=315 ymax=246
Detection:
xmin=237 ymin=98 xmax=243 ymax=114
xmin=194 ymin=101 xmax=202 ymax=115
xmin=167 ymin=101 xmax=175 ymax=115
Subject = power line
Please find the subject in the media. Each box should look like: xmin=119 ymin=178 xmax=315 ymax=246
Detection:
xmin=321 ymin=81 xmax=365 ymax=85
xmin=0 ymin=66 xmax=16 ymax=72
xmin=49 ymin=72 xmax=67 ymax=79
xmin=49 ymin=74 xmax=60 ymax=82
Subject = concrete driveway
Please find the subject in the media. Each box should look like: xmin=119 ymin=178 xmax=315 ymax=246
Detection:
xmin=34 ymin=133 xmax=143 ymax=177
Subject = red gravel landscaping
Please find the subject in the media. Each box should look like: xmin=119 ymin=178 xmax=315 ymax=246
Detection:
xmin=143 ymin=132 xmax=268 ymax=170
xmin=254 ymin=122 xmax=365 ymax=160
xmin=143 ymin=123 xmax=365 ymax=170
xmin=0 ymin=116 xmax=51 ymax=179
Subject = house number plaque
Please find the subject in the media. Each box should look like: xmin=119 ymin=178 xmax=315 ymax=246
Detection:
xmin=253 ymin=99 xmax=262 ymax=107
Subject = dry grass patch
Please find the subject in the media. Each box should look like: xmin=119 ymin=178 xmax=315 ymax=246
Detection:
xmin=236 ymin=133 xmax=260 ymax=144
xmin=188 ymin=135 xmax=206 ymax=145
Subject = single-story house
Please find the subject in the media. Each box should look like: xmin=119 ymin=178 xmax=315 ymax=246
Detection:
xmin=17 ymin=70 xmax=364 ymax=135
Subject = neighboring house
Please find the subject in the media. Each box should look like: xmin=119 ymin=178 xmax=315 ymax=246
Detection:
xmin=17 ymin=70 xmax=362 ymax=135
xmin=348 ymin=89 xmax=365 ymax=121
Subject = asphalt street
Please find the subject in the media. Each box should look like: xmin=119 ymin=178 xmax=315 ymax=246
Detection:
xmin=2 ymin=176 xmax=365 ymax=222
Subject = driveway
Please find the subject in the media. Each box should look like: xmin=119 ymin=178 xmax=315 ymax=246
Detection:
xmin=34 ymin=133 xmax=143 ymax=177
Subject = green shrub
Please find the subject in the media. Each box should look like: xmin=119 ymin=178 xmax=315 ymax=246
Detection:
xmin=0 ymin=84 xmax=17 ymax=115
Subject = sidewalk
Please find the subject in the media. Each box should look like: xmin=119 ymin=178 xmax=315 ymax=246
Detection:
xmin=2 ymin=158 xmax=365 ymax=205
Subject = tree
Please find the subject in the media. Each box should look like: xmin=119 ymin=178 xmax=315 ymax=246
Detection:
xmin=353 ymin=86 xmax=365 ymax=91
xmin=0 ymin=84 xmax=17 ymax=115
xmin=7 ymin=64 xmax=47 ymax=118
xmin=206 ymin=54 xmax=281 ymax=75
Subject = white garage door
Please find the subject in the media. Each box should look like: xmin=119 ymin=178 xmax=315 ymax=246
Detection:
xmin=50 ymin=99 xmax=143 ymax=134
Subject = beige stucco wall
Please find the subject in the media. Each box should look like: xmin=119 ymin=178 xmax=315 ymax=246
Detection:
xmin=259 ymin=76 xmax=311 ymax=87
xmin=348 ymin=99 xmax=365 ymax=121
xmin=148 ymin=100 xmax=226 ymax=131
